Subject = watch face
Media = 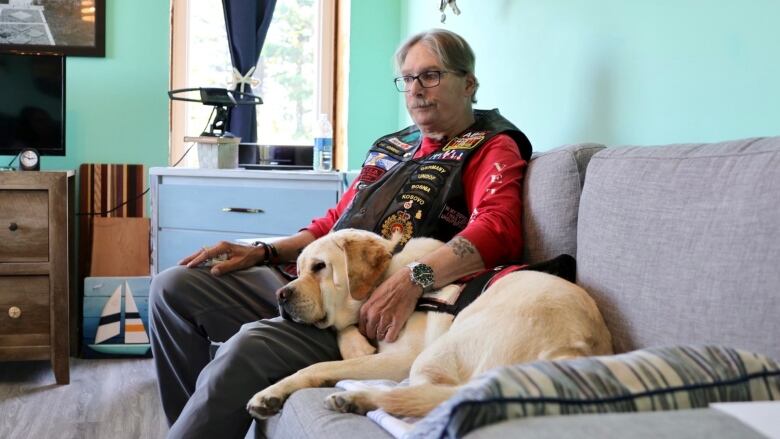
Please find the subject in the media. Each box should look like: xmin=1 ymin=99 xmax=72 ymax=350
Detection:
xmin=409 ymin=262 xmax=435 ymax=289
xmin=19 ymin=148 xmax=40 ymax=170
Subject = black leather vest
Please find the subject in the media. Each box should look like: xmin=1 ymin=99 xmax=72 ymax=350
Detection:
xmin=332 ymin=109 xmax=532 ymax=245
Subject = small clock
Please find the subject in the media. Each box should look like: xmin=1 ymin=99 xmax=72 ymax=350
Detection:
xmin=18 ymin=147 xmax=40 ymax=171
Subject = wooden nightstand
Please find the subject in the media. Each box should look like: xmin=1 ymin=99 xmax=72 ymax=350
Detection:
xmin=0 ymin=171 xmax=74 ymax=384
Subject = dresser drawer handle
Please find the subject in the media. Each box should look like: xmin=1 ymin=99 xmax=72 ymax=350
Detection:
xmin=221 ymin=207 xmax=264 ymax=214
xmin=8 ymin=306 xmax=21 ymax=319
xmin=8 ymin=222 xmax=18 ymax=232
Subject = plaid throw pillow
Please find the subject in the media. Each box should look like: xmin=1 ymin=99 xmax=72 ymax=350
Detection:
xmin=408 ymin=346 xmax=780 ymax=439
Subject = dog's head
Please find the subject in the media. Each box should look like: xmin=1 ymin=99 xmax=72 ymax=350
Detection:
xmin=276 ymin=229 xmax=400 ymax=330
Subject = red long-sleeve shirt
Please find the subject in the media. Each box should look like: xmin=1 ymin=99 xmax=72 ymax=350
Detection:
xmin=305 ymin=134 xmax=527 ymax=268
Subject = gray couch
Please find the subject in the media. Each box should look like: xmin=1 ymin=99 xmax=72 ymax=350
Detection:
xmin=254 ymin=136 xmax=780 ymax=438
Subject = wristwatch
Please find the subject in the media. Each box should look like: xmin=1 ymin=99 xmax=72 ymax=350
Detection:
xmin=407 ymin=262 xmax=435 ymax=293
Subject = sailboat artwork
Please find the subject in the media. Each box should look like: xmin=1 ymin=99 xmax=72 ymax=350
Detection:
xmin=88 ymin=281 xmax=151 ymax=355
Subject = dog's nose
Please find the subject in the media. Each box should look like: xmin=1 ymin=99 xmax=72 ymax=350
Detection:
xmin=276 ymin=286 xmax=294 ymax=304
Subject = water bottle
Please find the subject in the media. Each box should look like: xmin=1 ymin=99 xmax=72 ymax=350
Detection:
xmin=313 ymin=113 xmax=333 ymax=171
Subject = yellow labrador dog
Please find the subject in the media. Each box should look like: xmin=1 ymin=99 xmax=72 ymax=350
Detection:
xmin=247 ymin=229 xmax=612 ymax=419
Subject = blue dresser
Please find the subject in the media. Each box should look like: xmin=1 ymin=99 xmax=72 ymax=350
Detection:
xmin=150 ymin=168 xmax=344 ymax=274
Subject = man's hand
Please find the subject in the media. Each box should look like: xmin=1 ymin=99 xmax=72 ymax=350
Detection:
xmin=179 ymin=241 xmax=265 ymax=276
xmin=358 ymin=267 xmax=421 ymax=342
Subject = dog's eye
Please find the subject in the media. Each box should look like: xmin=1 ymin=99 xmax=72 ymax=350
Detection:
xmin=312 ymin=261 xmax=326 ymax=272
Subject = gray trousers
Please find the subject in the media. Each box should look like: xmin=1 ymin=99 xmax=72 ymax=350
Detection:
xmin=149 ymin=265 xmax=341 ymax=439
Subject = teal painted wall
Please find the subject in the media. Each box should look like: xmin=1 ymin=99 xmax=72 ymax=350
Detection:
xmin=394 ymin=0 xmax=780 ymax=152
xmin=1 ymin=0 xmax=169 ymax=180
xmin=8 ymin=2 xmax=777 ymax=174
xmin=346 ymin=0 xmax=401 ymax=169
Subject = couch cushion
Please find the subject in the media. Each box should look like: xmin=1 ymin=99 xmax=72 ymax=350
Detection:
xmin=463 ymin=409 xmax=767 ymax=439
xmin=406 ymin=346 xmax=780 ymax=439
xmin=258 ymin=388 xmax=391 ymax=439
xmin=576 ymin=137 xmax=780 ymax=359
xmin=522 ymin=143 xmax=605 ymax=263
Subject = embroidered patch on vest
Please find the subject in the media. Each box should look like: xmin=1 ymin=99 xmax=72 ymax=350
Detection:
xmin=387 ymin=136 xmax=415 ymax=151
xmin=357 ymin=165 xmax=386 ymax=186
xmin=414 ymin=172 xmax=440 ymax=182
xmin=429 ymin=150 xmax=465 ymax=161
xmin=400 ymin=193 xmax=427 ymax=207
xmin=376 ymin=140 xmax=405 ymax=156
xmin=409 ymin=182 xmax=434 ymax=195
xmin=381 ymin=211 xmax=414 ymax=244
xmin=439 ymin=205 xmax=469 ymax=229
xmin=442 ymin=131 xmax=487 ymax=151
xmin=363 ymin=151 xmax=400 ymax=170
xmin=419 ymin=163 xmax=449 ymax=174
xmin=400 ymin=177 xmax=436 ymax=209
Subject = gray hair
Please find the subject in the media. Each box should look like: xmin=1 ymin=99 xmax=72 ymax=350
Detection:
xmin=395 ymin=29 xmax=479 ymax=103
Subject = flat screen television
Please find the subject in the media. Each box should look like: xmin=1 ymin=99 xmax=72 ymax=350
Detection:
xmin=0 ymin=53 xmax=66 ymax=157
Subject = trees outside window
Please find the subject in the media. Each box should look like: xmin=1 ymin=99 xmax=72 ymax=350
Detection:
xmin=173 ymin=0 xmax=330 ymax=162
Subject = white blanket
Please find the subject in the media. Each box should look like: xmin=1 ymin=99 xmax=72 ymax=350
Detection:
xmin=335 ymin=379 xmax=420 ymax=439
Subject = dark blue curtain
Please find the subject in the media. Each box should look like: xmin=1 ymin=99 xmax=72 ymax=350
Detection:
xmin=222 ymin=0 xmax=277 ymax=164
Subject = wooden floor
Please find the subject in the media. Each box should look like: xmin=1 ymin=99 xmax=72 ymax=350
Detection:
xmin=0 ymin=357 xmax=169 ymax=439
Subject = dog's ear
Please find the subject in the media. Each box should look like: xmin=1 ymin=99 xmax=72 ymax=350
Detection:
xmin=340 ymin=237 xmax=392 ymax=301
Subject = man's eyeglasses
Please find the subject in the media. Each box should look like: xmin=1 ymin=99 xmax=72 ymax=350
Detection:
xmin=394 ymin=70 xmax=461 ymax=92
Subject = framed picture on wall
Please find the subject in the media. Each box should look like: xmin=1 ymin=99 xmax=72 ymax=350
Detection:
xmin=0 ymin=0 xmax=105 ymax=57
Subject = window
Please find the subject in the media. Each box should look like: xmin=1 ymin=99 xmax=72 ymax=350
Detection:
xmin=170 ymin=0 xmax=340 ymax=165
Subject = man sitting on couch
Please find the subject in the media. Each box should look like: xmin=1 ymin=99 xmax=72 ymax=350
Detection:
xmin=150 ymin=28 xmax=533 ymax=438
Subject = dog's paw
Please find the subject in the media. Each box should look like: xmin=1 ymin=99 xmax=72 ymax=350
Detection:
xmin=340 ymin=338 xmax=376 ymax=360
xmin=246 ymin=389 xmax=286 ymax=419
xmin=337 ymin=326 xmax=376 ymax=360
xmin=324 ymin=390 xmax=371 ymax=415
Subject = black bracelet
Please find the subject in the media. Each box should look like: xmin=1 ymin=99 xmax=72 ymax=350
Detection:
xmin=252 ymin=241 xmax=271 ymax=265
xmin=267 ymin=243 xmax=279 ymax=263
xmin=252 ymin=241 xmax=279 ymax=265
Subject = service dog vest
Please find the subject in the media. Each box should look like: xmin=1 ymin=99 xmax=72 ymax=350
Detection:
xmin=332 ymin=109 xmax=532 ymax=245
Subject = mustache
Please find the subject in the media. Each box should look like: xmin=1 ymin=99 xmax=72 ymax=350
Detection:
xmin=409 ymin=100 xmax=433 ymax=109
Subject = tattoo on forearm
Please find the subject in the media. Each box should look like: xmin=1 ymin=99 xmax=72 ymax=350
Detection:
xmin=447 ymin=237 xmax=476 ymax=258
